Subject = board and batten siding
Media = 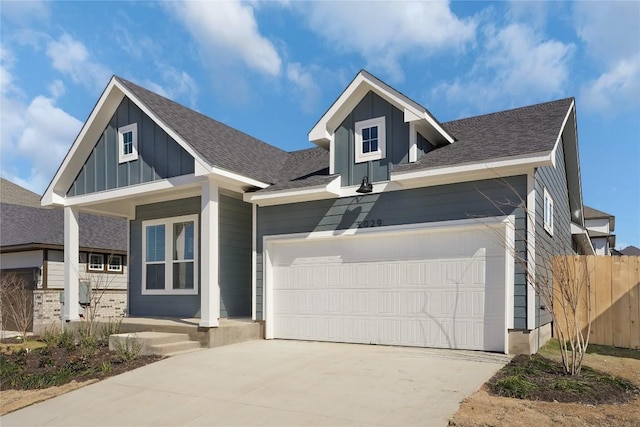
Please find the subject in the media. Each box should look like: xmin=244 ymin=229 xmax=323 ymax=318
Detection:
xmin=256 ymin=176 xmax=529 ymax=328
xmin=129 ymin=194 xmax=252 ymax=318
xmin=219 ymin=194 xmax=252 ymax=317
xmin=67 ymin=97 xmax=194 ymax=197
xmin=534 ymin=137 xmax=574 ymax=327
xmin=335 ymin=91 xmax=411 ymax=186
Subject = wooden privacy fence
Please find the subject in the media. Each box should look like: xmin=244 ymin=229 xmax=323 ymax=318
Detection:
xmin=553 ymin=255 xmax=640 ymax=350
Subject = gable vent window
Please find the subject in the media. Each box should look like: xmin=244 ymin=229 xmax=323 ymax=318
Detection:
xmin=118 ymin=123 xmax=138 ymax=164
xmin=355 ymin=117 xmax=386 ymax=163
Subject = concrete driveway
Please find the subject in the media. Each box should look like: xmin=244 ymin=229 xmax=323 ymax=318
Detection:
xmin=1 ymin=340 xmax=510 ymax=427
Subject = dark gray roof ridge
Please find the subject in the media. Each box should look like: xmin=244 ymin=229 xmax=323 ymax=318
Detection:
xmin=0 ymin=178 xmax=42 ymax=208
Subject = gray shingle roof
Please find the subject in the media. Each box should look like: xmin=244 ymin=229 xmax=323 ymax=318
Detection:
xmin=254 ymin=98 xmax=575 ymax=191
xmin=620 ymin=245 xmax=640 ymax=256
xmin=115 ymin=77 xmax=287 ymax=184
xmin=394 ymin=98 xmax=574 ymax=173
xmin=584 ymin=205 xmax=614 ymax=219
xmin=258 ymin=147 xmax=336 ymax=192
xmin=0 ymin=203 xmax=126 ymax=252
xmin=0 ymin=179 xmax=42 ymax=208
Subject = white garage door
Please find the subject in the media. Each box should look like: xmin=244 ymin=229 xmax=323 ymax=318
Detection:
xmin=266 ymin=223 xmax=509 ymax=352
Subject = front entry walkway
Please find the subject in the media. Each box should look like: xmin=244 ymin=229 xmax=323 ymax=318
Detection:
xmin=1 ymin=340 xmax=510 ymax=427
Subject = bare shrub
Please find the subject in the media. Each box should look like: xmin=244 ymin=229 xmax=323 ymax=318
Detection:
xmin=0 ymin=274 xmax=34 ymax=342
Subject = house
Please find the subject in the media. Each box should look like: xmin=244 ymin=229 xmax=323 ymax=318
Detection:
xmin=583 ymin=206 xmax=616 ymax=255
xmin=42 ymin=70 xmax=594 ymax=354
xmin=617 ymin=245 xmax=640 ymax=256
xmin=0 ymin=178 xmax=128 ymax=333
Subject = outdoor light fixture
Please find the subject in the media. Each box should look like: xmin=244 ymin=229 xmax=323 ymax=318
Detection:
xmin=356 ymin=176 xmax=373 ymax=194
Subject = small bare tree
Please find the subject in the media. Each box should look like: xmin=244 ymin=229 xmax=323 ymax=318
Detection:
xmin=0 ymin=273 xmax=34 ymax=342
xmin=476 ymin=177 xmax=592 ymax=376
xmin=77 ymin=254 xmax=126 ymax=339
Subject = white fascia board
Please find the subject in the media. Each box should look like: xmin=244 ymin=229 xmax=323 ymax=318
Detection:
xmin=571 ymin=222 xmax=596 ymax=255
xmin=550 ymin=100 xmax=575 ymax=164
xmin=200 ymin=164 xmax=270 ymax=190
xmin=391 ymin=152 xmax=553 ymax=186
xmin=243 ymin=177 xmax=341 ymax=206
xmin=309 ymin=71 xmax=454 ymax=147
xmin=42 ymin=77 xmax=124 ymax=207
xmin=64 ymin=174 xmax=206 ymax=207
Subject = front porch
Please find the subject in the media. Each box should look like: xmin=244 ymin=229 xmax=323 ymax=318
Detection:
xmin=101 ymin=316 xmax=263 ymax=350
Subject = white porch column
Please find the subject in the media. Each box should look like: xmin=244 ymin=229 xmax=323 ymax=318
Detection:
xmin=63 ymin=206 xmax=80 ymax=321
xmin=200 ymin=179 xmax=220 ymax=327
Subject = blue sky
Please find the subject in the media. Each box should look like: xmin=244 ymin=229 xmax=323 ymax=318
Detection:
xmin=1 ymin=1 xmax=638 ymax=248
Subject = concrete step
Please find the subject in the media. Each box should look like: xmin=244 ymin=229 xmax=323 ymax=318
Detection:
xmin=148 ymin=340 xmax=203 ymax=357
xmin=109 ymin=332 xmax=202 ymax=356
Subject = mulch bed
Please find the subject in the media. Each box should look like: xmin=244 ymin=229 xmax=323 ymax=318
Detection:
xmin=487 ymin=354 xmax=640 ymax=405
xmin=1 ymin=337 xmax=162 ymax=391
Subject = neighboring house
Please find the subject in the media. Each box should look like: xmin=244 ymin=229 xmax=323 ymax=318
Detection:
xmin=0 ymin=179 xmax=128 ymax=332
xmin=618 ymin=245 xmax=640 ymax=256
xmin=42 ymin=70 xmax=594 ymax=354
xmin=584 ymin=206 xmax=616 ymax=255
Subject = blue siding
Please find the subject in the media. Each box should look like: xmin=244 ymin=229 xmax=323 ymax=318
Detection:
xmin=67 ymin=98 xmax=195 ymax=196
xmin=219 ymin=194 xmax=252 ymax=317
xmin=128 ymin=194 xmax=252 ymax=319
xmin=534 ymin=137 xmax=573 ymax=327
xmin=129 ymin=198 xmax=201 ymax=318
xmin=335 ymin=91 xmax=409 ymax=186
xmin=256 ymin=176 xmax=529 ymax=326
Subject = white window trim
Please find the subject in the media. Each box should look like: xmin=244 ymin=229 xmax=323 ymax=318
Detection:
xmin=88 ymin=253 xmax=104 ymax=272
xmin=118 ymin=123 xmax=138 ymax=164
xmin=142 ymin=214 xmax=199 ymax=295
xmin=107 ymin=254 xmax=123 ymax=272
xmin=354 ymin=116 xmax=386 ymax=163
xmin=543 ymin=188 xmax=554 ymax=236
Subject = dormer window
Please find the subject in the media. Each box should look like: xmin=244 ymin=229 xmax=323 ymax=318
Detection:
xmin=118 ymin=123 xmax=138 ymax=163
xmin=355 ymin=117 xmax=386 ymax=163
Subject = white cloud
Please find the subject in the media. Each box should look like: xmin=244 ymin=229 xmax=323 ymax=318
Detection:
xmin=286 ymin=63 xmax=321 ymax=114
xmin=574 ymin=2 xmax=640 ymax=113
xmin=46 ymin=34 xmax=111 ymax=92
xmin=48 ymin=79 xmax=65 ymax=98
xmin=144 ymin=65 xmax=199 ymax=108
xmin=9 ymin=96 xmax=82 ymax=194
xmin=0 ymin=0 xmax=49 ymax=24
xmin=432 ymin=23 xmax=574 ymax=113
xmin=581 ymin=55 xmax=640 ymax=114
xmin=574 ymin=1 xmax=640 ymax=64
xmin=166 ymin=1 xmax=282 ymax=76
xmin=0 ymin=46 xmax=81 ymax=194
xmin=301 ymin=1 xmax=476 ymax=82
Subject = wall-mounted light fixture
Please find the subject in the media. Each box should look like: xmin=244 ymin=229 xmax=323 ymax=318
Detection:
xmin=356 ymin=176 xmax=373 ymax=194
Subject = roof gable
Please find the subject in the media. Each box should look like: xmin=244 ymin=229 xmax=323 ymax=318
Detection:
xmin=308 ymin=70 xmax=454 ymax=149
xmin=43 ymin=76 xmax=288 ymax=206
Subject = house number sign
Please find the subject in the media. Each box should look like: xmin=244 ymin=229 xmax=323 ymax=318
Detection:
xmin=358 ymin=219 xmax=382 ymax=228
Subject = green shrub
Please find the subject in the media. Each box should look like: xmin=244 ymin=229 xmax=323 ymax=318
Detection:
xmin=549 ymin=378 xmax=590 ymax=393
xmin=99 ymin=317 xmax=123 ymax=344
xmin=114 ymin=335 xmax=142 ymax=363
xmin=493 ymin=375 xmax=538 ymax=399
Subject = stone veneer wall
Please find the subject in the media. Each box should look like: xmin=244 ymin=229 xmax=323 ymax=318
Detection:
xmin=33 ymin=289 xmax=127 ymax=334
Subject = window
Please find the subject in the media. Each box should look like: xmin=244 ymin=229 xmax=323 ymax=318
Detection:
xmin=142 ymin=214 xmax=198 ymax=295
xmin=544 ymin=188 xmax=554 ymax=235
xmin=354 ymin=117 xmax=386 ymax=163
xmin=118 ymin=123 xmax=138 ymax=163
xmin=107 ymin=255 xmax=123 ymax=272
xmin=88 ymin=254 xmax=104 ymax=271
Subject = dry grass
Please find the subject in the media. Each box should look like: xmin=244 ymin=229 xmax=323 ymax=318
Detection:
xmin=450 ymin=341 xmax=640 ymax=427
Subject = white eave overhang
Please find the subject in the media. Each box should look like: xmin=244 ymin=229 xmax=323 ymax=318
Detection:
xmin=571 ymin=222 xmax=596 ymax=255
xmin=308 ymin=71 xmax=454 ymax=149
xmin=243 ymin=177 xmax=341 ymax=207
xmin=390 ymin=151 xmax=554 ymax=189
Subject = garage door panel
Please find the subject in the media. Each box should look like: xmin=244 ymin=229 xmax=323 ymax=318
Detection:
xmin=270 ymin=225 xmax=507 ymax=352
